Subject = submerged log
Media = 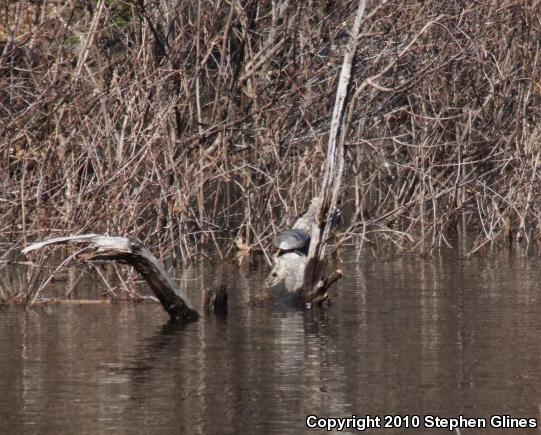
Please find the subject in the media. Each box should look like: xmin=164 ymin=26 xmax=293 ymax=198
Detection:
xmin=264 ymin=250 xmax=308 ymax=304
xmin=264 ymin=237 xmax=343 ymax=307
xmin=22 ymin=235 xmax=199 ymax=322
xmin=203 ymin=283 xmax=228 ymax=316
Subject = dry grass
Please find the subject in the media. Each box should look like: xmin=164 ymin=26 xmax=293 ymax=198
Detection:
xmin=1 ymin=0 xmax=540 ymax=263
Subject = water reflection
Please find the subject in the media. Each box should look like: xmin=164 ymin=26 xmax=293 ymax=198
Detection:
xmin=1 ymin=250 xmax=541 ymax=434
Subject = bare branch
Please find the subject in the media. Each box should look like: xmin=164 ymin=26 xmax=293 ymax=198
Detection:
xmin=22 ymin=235 xmax=199 ymax=322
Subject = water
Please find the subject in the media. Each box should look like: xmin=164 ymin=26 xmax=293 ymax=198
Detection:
xmin=1 ymin=249 xmax=541 ymax=434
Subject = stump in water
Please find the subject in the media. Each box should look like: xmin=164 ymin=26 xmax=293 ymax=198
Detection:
xmin=22 ymin=235 xmax=200 ymax=322
xmin=264 ymin=198 xmax=343 ymax=306
xmin=203 ymin=283 xmax=228 ymax=316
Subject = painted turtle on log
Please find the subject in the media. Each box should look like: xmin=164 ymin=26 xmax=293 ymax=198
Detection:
xmin=272 ymin=228 xmax=311 ymax=255
xmin=272 ymin=197 xmax=341 ymax=257
xmin=267 ymin=197 xmax=342 ymax=293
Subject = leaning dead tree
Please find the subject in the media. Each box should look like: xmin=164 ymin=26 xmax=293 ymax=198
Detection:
xmin=264 ymin=0 xmax=366 ymax=306
xmin=22 ymin=235 xmax=199 ymax=322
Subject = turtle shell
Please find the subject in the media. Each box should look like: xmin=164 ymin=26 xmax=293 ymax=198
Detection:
xmin=272 ymin=228 xmax=311 ymax=251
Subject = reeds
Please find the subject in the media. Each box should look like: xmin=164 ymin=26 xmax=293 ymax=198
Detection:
xmin=1 ymin=0 xmax=540 ymax=260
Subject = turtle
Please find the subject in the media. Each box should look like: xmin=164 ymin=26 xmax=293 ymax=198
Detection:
xmin=272 ymin=196 xmax=342 ymax=256
xmin=272 ymin=228 xmax=311 ymax=256
xmin=271 ymin=197 xmax=342 ymax=257
xmin=271 ymin=198 xmax=321 ymax=256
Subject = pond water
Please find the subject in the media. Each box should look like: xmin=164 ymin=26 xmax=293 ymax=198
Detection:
xmin=1 ymin=248 xmax=541 ymax=434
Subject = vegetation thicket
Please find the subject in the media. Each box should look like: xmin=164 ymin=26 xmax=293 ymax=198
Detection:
xmin=2 ymin=1 xmax=540 ymax=260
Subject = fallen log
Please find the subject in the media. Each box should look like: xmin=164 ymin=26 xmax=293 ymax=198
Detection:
xmin=22 ymin=235 xmax=199 ymax=322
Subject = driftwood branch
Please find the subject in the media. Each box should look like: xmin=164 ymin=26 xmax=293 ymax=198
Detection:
xmin=22 ymin=235 xmax=199 ymax=322
xmin=307 ymin=269 xmax=344 ymax=306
